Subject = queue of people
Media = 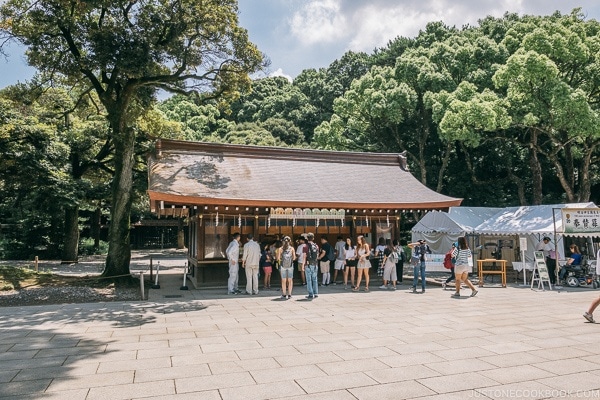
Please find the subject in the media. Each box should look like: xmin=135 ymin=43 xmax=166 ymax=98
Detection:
xmin=226 ymin=232 xmax=409 ymax=299
xmin=227 ymin=232 xmax=593 ymax=303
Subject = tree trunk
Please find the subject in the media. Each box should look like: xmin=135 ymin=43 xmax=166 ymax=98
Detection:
xmin=436 ymin=141 xmax=453 ymax=193
xmin=61 ymin=205 xmax=79 ymax=264
xmin=91 ymin=203 xmax=101 ymax=250
xmin=528 ymin=128 xmax=543 ymax=205
xmin=578 ymin=139 xmax=598 ymax=202
xmin=103 ymin=127 xmax=135 ymax=277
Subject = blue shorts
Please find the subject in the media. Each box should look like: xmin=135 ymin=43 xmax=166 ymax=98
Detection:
xmin=280 ymin=267 xmax=293 ymax=279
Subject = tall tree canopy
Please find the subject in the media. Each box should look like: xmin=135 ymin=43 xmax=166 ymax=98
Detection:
xmin=0 ymin=0 xmax=263 ymax=276
xmin=313 ymin=9 xmax=600 ymax=206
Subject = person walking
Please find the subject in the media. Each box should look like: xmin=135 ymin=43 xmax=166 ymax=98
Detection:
xmin=343 ymin=237 xmax=357 ymax=289
xmin=379 ymin=239 xmax=398 ymax=290
xmin=353 ymin=235 xmax=371 ymax=292
xmin=452 ymin=236 xmax=478 ymax=298
xmin=225 ymin=232 xmax=241 ymax=294
xmin=583 ymin=247 xmax=600 ymax=323
xmin=442 ymin=242 xmax=457 ymax=290
xmin=242 ymin=233 xmax=261 ymax=295
xmin=278 ymin=236 xmax=296 ymax=299
xmin=332 ymin=236 xmax=346 ymax=285
xmin=408 ymin=239 xmax=431 ymax=293
xmin=304 ymin=233 xmax=320 ymax=300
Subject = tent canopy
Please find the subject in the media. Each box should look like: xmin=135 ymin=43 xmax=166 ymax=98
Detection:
xmin=412 ymin=203 xmax=599 ymax=261
xmin=475 ymin=203 xmax=597 ymax=236
xmin=411 ymin=207 xmax=502 ymax=253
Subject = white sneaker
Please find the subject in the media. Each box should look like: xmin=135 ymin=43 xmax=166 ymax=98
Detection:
xmin=441 ymin=282 xmax=446 ymax=290
xmin=379 ymin=285 xmax=387 ymax=289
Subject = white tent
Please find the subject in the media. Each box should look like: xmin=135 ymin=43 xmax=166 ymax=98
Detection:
xmin=411 ymin=207 xmax=502 ymax=253
xmin=474 ymin=202 xmax=598 ymax=262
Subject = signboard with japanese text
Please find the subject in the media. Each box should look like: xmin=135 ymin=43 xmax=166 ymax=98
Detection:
xmin=561 ymin=208 xmax=600 ymax=234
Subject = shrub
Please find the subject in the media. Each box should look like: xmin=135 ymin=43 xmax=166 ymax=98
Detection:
xmin=78 ymin=238 xmax=109 ymax=256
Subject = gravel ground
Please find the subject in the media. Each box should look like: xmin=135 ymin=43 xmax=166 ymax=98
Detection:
xmin=0 ymin=249 xmax=187 ymax=307
xmin=0 ymin=286 xmax=142 ymax=307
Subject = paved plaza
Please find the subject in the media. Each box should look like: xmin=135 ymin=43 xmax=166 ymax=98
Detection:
xmin=1 ymin=268 xmax=600 ymax=400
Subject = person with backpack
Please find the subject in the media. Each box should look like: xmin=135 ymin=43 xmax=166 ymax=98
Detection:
xmin=379 ymin=239 xmax=398 ymax=290
xmin=442 ymin=242 xmax=458 ymax=290
xmin=278 ymin=236 xmax=296 ymax=299
xmin=408 ymin=239 xmax=432 ymax=293
xmin=304 ymin=232 xmax=320 ymax=300
xmin=319 ymin=236 xmax=334 ymax=286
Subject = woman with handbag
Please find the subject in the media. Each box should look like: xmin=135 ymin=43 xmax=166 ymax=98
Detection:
xmin=453 ymin=236 xmax=478 ymax=298
xmin=353 ymin=235 xmax=371 ymax=292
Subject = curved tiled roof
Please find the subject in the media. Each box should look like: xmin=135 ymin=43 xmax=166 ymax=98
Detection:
xmin=147 ymin=139 xmax=462 ymax=211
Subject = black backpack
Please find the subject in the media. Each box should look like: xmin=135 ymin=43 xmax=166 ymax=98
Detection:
xmin=327 ymin=243 xmax=335 ymax=261
xmin=307 ymin=242 xmax=319 ymax=265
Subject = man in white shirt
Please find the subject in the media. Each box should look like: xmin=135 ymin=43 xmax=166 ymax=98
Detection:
xmin=225 ymin=232 xmax=241 ymax=294
xmin=242 ymin=233 xmax=262 ymax=295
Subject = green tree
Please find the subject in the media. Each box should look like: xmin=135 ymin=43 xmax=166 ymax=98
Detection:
xmin=428 ymin=11 xmax=600 ymax=204
xmin=313 ymin=66 xmax=417 ymax=152
xmin=1 ymin=0 xmax=263 ymax=276
xmin=229 ymin=76 xmax=317 ymax=141
xmin=494 ymin=12 xmax=600 ymax=203
xmin=1 ymin=83 xmax=115 ymax=260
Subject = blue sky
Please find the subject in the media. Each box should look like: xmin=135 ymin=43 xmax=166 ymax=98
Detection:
xmin=1 ymin=0 xmax=600 ymax=87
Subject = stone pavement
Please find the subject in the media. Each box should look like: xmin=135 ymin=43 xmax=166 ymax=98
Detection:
xmin=1 ymin=268 xmax=600 ymax=400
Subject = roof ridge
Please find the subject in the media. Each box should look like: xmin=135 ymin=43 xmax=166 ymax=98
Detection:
xmin=156 ymin=139 xmax=406 ymax=167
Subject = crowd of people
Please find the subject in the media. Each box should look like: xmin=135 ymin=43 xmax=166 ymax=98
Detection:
xmin=225 ymin=232 xmax=480 ymax=300
xmin=225 ymin=232 xmax=412 ymax=299
xmin=225 ymin=232 xmax=598 ymax=311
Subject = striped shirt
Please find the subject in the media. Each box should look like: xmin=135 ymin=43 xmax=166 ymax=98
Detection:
xmin=455 ymin=249 xmax=471 ymax=266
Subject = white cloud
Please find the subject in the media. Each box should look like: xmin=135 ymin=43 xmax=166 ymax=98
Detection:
xmin=257 ymin=0 xmax=600 ymax=79
xmin=289 ymin=0 xmax=347 ymax=45
xmin=269 ymin=68 xmax=293 ymax=82
xmin=287 ymin=0 xmax=584 ymax=54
